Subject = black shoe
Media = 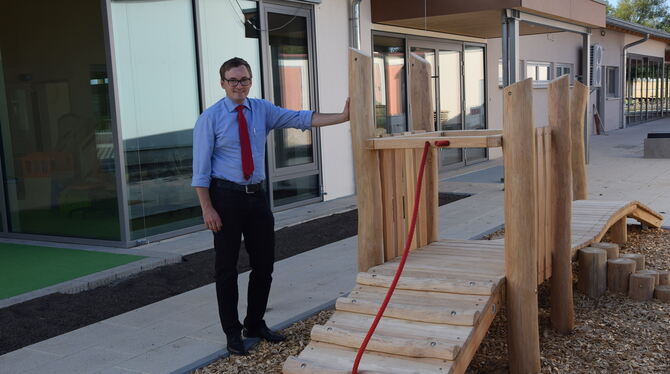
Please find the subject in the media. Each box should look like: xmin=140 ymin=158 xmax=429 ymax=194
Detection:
xmin=226 ymin=332 xmax=247 ymax=355
xmin=243 ymin=325 xmax=286 ymax=343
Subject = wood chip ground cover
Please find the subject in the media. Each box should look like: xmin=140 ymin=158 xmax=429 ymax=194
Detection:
xmin=194 ymin=225 xmax=670 ymax=373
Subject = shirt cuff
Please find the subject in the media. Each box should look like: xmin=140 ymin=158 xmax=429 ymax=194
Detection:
xmin=191 ymin=176 xmax=211 ymax=188
xmin=299 ymin=110 xmax=314 ymax=131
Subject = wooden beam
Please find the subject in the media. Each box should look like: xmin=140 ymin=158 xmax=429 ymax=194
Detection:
xmin=367 ymin=135 xmax=502 ymax=149
xmin=399 ymin=129 xmax=502 ymax=137
xmin=570 ymin=81 xmax=589 ymax=201
xmin=349 ymin=48 xmax=384 ymax=271
xmin=548 ymin=75 xmax=575 ymax=335
xmin=502 ymin=78 xmax=541 ymax=374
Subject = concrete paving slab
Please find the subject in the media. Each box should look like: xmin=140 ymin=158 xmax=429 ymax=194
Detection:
xmin=21 ymin=347 xmax=135 ymax=374
xmin=28 ymin=322 xmax=140 ymax=357
xmin=101 ymin=320 xmax=209 ymax=356
xmin=95 ymin=367 xmax=151 ymax=374
xmin=0 ymin=348 xmax=61 ymax=374
xmin=115 ymin=337 xmax=224 ymax=374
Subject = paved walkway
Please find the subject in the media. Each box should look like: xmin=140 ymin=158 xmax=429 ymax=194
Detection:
xmin=1 ymin=119 xmax=669 ymax=374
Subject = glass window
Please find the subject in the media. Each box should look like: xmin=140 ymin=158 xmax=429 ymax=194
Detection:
xmin=0 ymin=0 xmax=121 ymax=240
xmin=606 ymin=66 xmax=619 ymax=98
xmin=555 ymin=63 xmax=574 ymax=84
xmin=373 ymin=36 xmax=407 ymax=134
xmin=526 ymin=61 xmax=552 ymax=83
xmin=111 ymin=0 xmax=201 ymax=240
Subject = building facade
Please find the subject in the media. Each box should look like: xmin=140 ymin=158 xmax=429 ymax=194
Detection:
xmin=2 ymin=0 xmax=667 ymax=248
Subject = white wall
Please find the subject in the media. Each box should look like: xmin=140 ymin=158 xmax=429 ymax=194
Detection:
xmin=313 ymin=0 xmax=359 ymax=200
xmin=487 ymin=32 xmax=582 ymax=159
xmin=626 ymin=35 xmax=666 ymax=58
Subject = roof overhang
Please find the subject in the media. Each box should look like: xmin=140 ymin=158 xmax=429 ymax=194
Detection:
xmin=371 ymin=0 xmax=606 ymax=38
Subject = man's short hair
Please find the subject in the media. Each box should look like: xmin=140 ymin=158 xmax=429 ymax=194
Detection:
xmin=220 ymin=57 xmax=252 ymax=80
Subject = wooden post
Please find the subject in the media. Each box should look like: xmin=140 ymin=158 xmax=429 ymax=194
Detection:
xmin=607 ymin=258 xmax=637 ymax=294
xmin=620 ymin=253 xmax=645 ymax=271
xmin=570 ymin=81 xmax=589 ymax=201
xmin=349 ymin=48 xmax=384 ymax=271
xmin=503 ymin=78 xmax=541 ymax=374
xmin=628 ymin=273 xmax=655 ymax=301
xmin=577 ymin=247 xmax=607 ymax=298
xmin=609 ymin=217 xmax=628 ymax=244
xmin=655 ymin=285 xmax=670 ymax=302
xmin=636 ymin=269 xmax=660 ymax=286
xmin=409 ymin=53 xmax=438 ymax=244
xmin=590 ymin=242 xmax=619 ymax=259
xmin=548 ymin=75 xmax=574 ymax=334
xmin=658 ymin=270 xmax=670 ymax=285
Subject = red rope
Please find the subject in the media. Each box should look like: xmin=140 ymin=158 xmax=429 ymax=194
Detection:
xmin=351 ymin=141 xmax=431 ymax=374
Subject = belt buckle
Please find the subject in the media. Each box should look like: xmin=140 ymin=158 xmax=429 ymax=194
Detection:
xmin=245 ymin=184 xmax=255 ymax=194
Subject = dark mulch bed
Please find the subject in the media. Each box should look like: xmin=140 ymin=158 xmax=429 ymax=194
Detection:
xmin=0 ymin=193 xmax=468 ymax=355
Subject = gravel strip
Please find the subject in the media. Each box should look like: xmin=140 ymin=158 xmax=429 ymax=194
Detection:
xmin=195 ymin=225 xmax=669 ymax=373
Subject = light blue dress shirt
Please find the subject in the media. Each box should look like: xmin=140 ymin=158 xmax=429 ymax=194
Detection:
xmin=191 ymin=97 xmax=313 ymax=187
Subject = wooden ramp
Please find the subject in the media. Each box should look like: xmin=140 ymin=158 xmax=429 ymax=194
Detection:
xmin=283 ymin=200 xmax=663 ymax=374
xmin=571 ymin=200 xmax=663 ymax=253
xmin=283 ymin=239 xmax=505 ymax=374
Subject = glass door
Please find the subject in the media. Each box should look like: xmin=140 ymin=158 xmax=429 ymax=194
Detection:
xmin=260 ymin=3 xmax=321 ymax=210
xmin=463 ymin=45 xmax=487 ymax=164
xmin=409 ymin=40 xmax=464 ymax=168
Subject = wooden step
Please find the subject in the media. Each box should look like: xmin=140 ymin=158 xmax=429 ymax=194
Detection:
xmin=368 ymin=266 xmax=503 ymax=284
xmin=356 ymin=272 xmax=496 ymax=295
xmin=311 ymin=311 xmax=470 ymax=359
xmin=337 ymin=286 xmax=486 ymax=326
xmin=283 ymin=342 xmax=453 ymax=374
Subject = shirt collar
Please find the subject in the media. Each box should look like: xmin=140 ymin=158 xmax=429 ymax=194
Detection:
xmin=222 ymin=97 xmax=251 ymax=113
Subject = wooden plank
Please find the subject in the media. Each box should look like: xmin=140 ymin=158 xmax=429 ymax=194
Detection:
xmin=295 ymin=342 xmax=453 ymax=374
xmin=416 ymin=148 xmax=429 ymax=247
xmin=570 ymin=81 xmax=589 ymax=201
xmin=548 ymin=75 xmax=575 ymax=334
xmin=311 ymin=325 xmax=461 ymax=360
xmin=451 ymin=288 xmax=503 ymax=374
xmin=349 ymin=285 xmax=487 ymax=304
xmin=368 ymin=266 xmax=504 ymax=284
xmin=502 ymin=78 xmax=541 ymax=374
xmin=535 ymin=128 xmax=546 ymax=284
xmin=349 ymin=49 xmax=383 ymax=272
xmin=367 ymin=135 xmax=502 ymax=150
xmin=336 ymin=297 xmax=481 ymax=326
xmin=356 ymin=272 xmax=496 ymax=295
xmin=380 ymin=150 xmax=397 ymax=262
xmin=404 ymin=149 xmax=418 ymax=251
xmin=401 ymin=129 xmax=502 ymax=137
xmin=394 ymin=149 xmax=407 ymax=256
xmin=325 ymin=310 xmax=471 ymax=342
xmin=543 ymin=128 xmax=553 ymax=280
xmin=426 ymin=147 xmax=439 ymax=243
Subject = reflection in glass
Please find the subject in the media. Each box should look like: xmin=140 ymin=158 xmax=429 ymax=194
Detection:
xmin=272 ymin=174 xmax=319 ymax=207
xmin=464 ymin=46 xmax=486 ymax=162
xmin=373 ymin=36 xmax=407 ymax=134
xmin=410 ymin=48 xmax=437 ymax=130
xmin=112 ymin=0 xmax=203 ymax=239
xmin=0 ymin=0 xmax=120 ymax=240
xmin=439 ymin=49 xmax=463 ymax=166
xmin=269 ymin=13 xmax=313 ymax=168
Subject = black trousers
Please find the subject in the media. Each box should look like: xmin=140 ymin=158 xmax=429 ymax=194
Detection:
xmin=209 ymin=184 xmax=275 ymax=336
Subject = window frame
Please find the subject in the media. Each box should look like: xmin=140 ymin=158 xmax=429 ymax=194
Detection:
xmin=555 ymin=62 xmax=575 ymax=84
xmin=606 ymin=66 xmax=620 ymax=99
xmin=524 ymin=60 xmax=552 ymax=87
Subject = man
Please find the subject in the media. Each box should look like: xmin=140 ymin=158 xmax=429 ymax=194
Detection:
xmin=192 ymin=57 xmax=349 ymax=355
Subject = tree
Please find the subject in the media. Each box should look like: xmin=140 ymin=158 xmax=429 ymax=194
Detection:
xmin=610 ymin=0 xmax=670 ymax=32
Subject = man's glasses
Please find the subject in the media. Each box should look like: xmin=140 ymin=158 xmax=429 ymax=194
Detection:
xmin=224 ymin=78 xmax=252 ymax=87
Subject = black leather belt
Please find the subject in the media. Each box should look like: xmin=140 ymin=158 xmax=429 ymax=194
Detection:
xmin=213 ymin=179 xmax=263 ymax=194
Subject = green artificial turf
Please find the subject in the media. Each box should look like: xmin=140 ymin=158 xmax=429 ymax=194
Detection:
xmin=0 ymin=243 xmax=145 ymax=299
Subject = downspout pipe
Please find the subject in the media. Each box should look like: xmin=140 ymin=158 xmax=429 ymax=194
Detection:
xmin=350 ymin=0 xmax=363 ymax=49
xmin=621 ymin=33 xmax=649 ymax=128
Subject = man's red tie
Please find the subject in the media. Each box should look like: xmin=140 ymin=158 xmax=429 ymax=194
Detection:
xmin=236 ymin=105 xmax=254 ymax=180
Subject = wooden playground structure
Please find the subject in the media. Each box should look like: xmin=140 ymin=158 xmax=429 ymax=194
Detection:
xmin=282 ymin=49 xmax=663 ymax=374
